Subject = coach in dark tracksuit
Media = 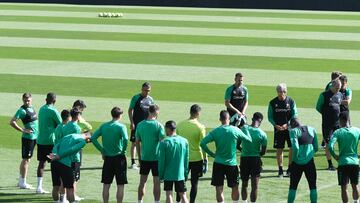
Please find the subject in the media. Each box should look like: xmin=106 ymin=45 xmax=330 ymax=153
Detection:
xmin=316 ymin=79 xmax=342 ymax=171
xmin=225 ymin=72 xmax=249 ymax=118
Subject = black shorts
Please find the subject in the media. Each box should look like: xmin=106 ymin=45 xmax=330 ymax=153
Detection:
xmin=211 ymin=162 xmax=239 ymax=188
xmin=51 ymin=161 xmax=74 ymax=188
xmin=164 ymin=180 xmax=187 ymax=193
xmin=290 ymin=159 xmax=317 ymax=190
xmin=240 ymin=157 xmax=262 ymax=181
xmin=322 ymin=126 xmax=339 ymax=144
xmin=71 ymin=162 xmax=81 ymax=182
xmin=37 ymin=144 xmax=54 ymax=162
xmin=22 ymin=138 xmax=36 ymax=159
xmin=189 ymin=160 xmax=203 ymax=180
xmin=338 ymin=165 xmax=359 ymax=186
xmin=273 ymin=130 xmax=291 ymax=149
xmin=102 ymin=154 xmax=128 ymax=185
xmin=140 ymin=160 xmax=158 ymax=176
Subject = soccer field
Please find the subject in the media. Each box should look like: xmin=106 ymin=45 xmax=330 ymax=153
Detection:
xmin=0 ymin=3 xmax=359 ymax=202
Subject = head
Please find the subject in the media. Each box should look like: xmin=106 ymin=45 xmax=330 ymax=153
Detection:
xmin=61 ymin=109 xmax=71 ymax=124
xmin=46 ymin=92 xmax=56 ymax=105
xmin=339 ymin=75 xmax=348 ymax=90
xmin=82 ymin=132 xmax=92 ymax=143
xmin=234 ymin=72 xmax=244 ymax=87
xmin=219 ymin=110 xmax=230 ymax=125
xmin=141 ymin=82 xmax=151 ymax=97
xmin=252 ymin=112 xmax=263 ymax=127
xmin=276 ymin=83 xmax=287 ymax=101
xmin=148 ymin=104 xmax=160 ymax=118
xmin=331 ymin=71 xmax=342 ymax=80
xmin=165 ymin=120 xmax=176 ymax=136
xmin=190 ymin=104 xmax=201 ymax=119
xmin=339 ymin=111 xmax=350 ymax=128
xmin=22 ymin=93 xmax=32 ymax=107
xmin=70 ymin=108 xmax=81 ymax=121
xmin=111 ymin=106 xmax=123 ymax=120
xmin=331 ymin=79 xmax=342 ymax=93
xmin=290 ymin=118 xmax=301 ymax=129
xmin=72 ymin=100 xmax=86 ymax=112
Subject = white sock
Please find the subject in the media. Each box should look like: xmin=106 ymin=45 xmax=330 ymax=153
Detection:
xmin=154 ymin=201 xmax=160 ymax=203
xmin=251 ymin=202 xmax=256 ymax=203
xmin=233 ymin=201 xmax=239 ymax=203
xmin=218 ymin=202 xmax=225 ymax=203
xmin=37 ymin=177 xmax=43 ymax=189
xmin=354 ymin=200 xmax=359 ymax=203
xmin=138 ymin=200 xmax=143 ymax=203
xmin=242 ymin=201 xmax=247 ymax=203
xmin=19 ymin=177 xmax=24 ymax=185
xmin=60 ymin=194 xmax=65 ymax=201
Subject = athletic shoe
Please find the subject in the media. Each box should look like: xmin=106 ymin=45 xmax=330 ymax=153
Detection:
xmin=278 ymin=170 xmax=283 ymax=178
xmin=60 ymin=199 xmax=69 ymax=203
xmin=19 ymin=183 xmax=34 ymax=189
xmin=36 ymin=188 xmax=50 ymax=194
xmin=285 ymin=169 xmax=291 ymax=177
xmin=327 ymin=165 xmax=336 ymax=171
xmin=321 ymin=140 xmax=326 ymax=150
xmin=130 ymin=163 xmax=139 ymax=170
xmin=75 ymin=195 xmax=84 ymax=201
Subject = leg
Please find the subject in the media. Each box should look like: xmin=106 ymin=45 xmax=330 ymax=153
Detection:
xmin=277 ymin=148 xmax=284 ymax=176
xmin=352 ymin=184 xmax=359 ymax=201
xmin=179 ymin=192 xmax=189 ymax=203
xmin=153 ymin=176 xmax=161 ymax=202
xmin=288 ymin=148 xmax=293 ymax=169
xmin=37 ymin=160 xmax=46 ymax=177
xmin=250 ymin=177 xmax=259 ymax=203
xmin=231 ymin=184 xmax=240 ymax=201
xmin=189 ymin=176 xmax=199 ymax=203
xmin=131 ymin=142 xmax=137 ymax=166
xmin=288 ymin=163 xmax=302 ymax=203
xmin=166 ymin=190 xmax=173 ymax=203
xmin=137 ymin=175 xmax=148 ymax=201
xmin=304 ymin=159 xmax=317 ymax=203
xmin=341 ymin=185 xmax=349 ymax=203
xmin=116 ymin=184 xmax=124 ymax=203
xmin=216 ymin=186 xmax=224 ymax=202
xmin=66 ymin=188 xmax=75 ymax=202
xmin=103 ymin=184 xmax=111 ymax=203
xmin=52 ymin=186 xmax=60 ymax=201
xmin=20 ymin=158 xmax=30 ymax=179
xmin=241 ymin=180 xmax=248 ymax=201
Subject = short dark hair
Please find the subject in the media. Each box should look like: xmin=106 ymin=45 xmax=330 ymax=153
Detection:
xmin=339 ymin=75 xmax=348 ymax=83
xmin=190 ymin=104 xmax=201 ymax=116
xmin=70 ymin=108 xmax=81 ymax=118
xmin=339 ymin=111 xmax=350 ymax=123
xmin=235 ymin=72 xmax=243 ymax=78
xmin=165 ymin=120 xmax=176 ymax=131
xmin=331 ymin=71 xmax=342 ymax=80
xmin=46 ymin=92 xmax=56 ymax=104
xmin=290 ymin=118 xmax=301 ymax=128
xmin=148 ymin=104 xmax=159 ymax=114
xmin=142 ymin=82 xmax=151 ymax=88
xmin=111 ymin=107 xmax=123 ymax=118
xmin=252 ymin=112 xmax=263 ymax=122
xmin=73 ymin=100 xmax=86 ymax=109
xmin=219 ymin=110 xmax=229 ymax=121
xmin=61 ymin=109 xmax=71 ymax=121
xmin=22 ymin=93 xmax=32 ymax=100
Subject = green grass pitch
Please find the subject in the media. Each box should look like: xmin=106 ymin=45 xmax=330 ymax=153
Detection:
xmin=0 ymin=3 xmax=359 ymax=202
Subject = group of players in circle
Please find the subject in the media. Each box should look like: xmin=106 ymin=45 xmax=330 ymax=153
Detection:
xmin=9 ymin=71 xmax=359 ymax=203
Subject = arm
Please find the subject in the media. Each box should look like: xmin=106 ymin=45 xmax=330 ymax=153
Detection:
xmin=200 ymin=127 xmax=208 ymax=160
xmin=260 ymin=132 xmax=268 ymax=156
xmin=291 ymin=101 xmax=298 ymax=119
xmin=224 ymin=87 xmax=242 ymax=115
xmin=58 ymin=139 xmax=86 ymax=159
xmin=312 ymin=128 xmax=319 ymax=153
xmin=122 ymin=125 xmax=128 ymax=154
xmin=90 ymin=128 xmax=104 ymax=154
xmin=135 ymin=128 xmax=141 ymax=160
xmin=184 ymin=141 xmax=189 ymax=180
xmin=9 ymin=109 xmax=33 ymax=134
xmin=267 ymin=104 xmax=276 ymax=126
xmin=290 ymin=130 xmax=299 ymax=163
xmin=239 ymin=128 xmax=252 ymax=142
xmin=242 ymin=89 xmax=249 ymax=114
xmin=128 ymin=96 xmax=136 ymax=130
xmin=341 ymin=88 xmax=352 ymax=106
xmin=200 ymin=133 xmax=216 ymax=158
xmin=328 ymin=133 xmax=338 ymax=160
xmin=53 ymin=109 xmax=62 ymax=127
xmin=158 ymin=142 xmax=165 ymax=180
xmin=78 ymin=116 xmax=92 ymax=132
xmin=316 ymin=94 xmax=324 ymax=114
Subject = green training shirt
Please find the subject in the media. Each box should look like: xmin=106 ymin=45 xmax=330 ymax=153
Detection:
xmin=135 ymin=119 xmax=165 ymax=161
xmin=329 ymin=127 xmax=360 ymax=166
xmin=177 ymin=119 xmax=206 ymax=162
xmin=14 ymin=106 xmax=38 ymax=140
xmin=62 ymin=121 xmax=82 ymax=162
xmin=290 ymin=126 xmax=318 ymax=165
xmin=52 ymin=134 xmax=86 ymax=167
xmin=38 ymin=104 xmax=62 ymax=145
xmin=91 ymin=120 xmax=128 ymax=157
xmin=54 ymin=124 xmax=65 ymax=144
xmin=240 ymin=125 xmax=267 ymax=157
xmin=158 ymin=135 xmax=189 ymax=181
xmin=201 ymin=125 xmax=252 ymax=166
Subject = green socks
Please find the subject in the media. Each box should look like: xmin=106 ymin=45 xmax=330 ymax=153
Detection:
xmin=310 ymin=189 xmax=317 ymax=203
xmin=287 ymin=189 xmax=296 ymax=203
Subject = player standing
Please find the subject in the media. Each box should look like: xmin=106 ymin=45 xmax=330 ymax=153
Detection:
xmin=287 ymin=118 xmax=318 ymax=203
xmin=268 ymin=83 xmax=298 ymax=177
xmin=37 ymin=92 xmax=62 ymax=193
xmin=10 ymin=93 xmax=38 ymax=189
xmin=158 ymin=120 xmax=189 ymax=203
xmin=91 ymin=107 xmax=128 ymax=203
xmin=329 ymin=111 xmax=360 ymax=203
xmin=225 ymin=73 xmax=249 ymax=117
xmin=129 ymin=82 xmax=154 ymax=169
xmin=239 ymin=112 xmax=267 ymax=203
xmin=201 ymin=110 xmax=252 ymax=203
xmin=136 ymin=104 xmax=165 ymax=203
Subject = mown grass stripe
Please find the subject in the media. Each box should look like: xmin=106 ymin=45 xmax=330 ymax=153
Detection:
xmin=2 ymin=16 xmax=360 ymax=33
xmin=2 ymin=21 xmax=360 ymax=41
xmin=1 ymin=28 xmax=360 ymax=50
xmin=1 ymin=3 xmax=360 ymax=20
xmin=2 ymin=58 xmax=360 ymax=90
xmin=0 ymin=36 xmax=359 ymax=60
xmin=1 ymin=46 xmax=359 ymax=73
xmin=1 ymin=92 xmax=359 ymax=132
xmin=2 ymin=10 xmax=360 ymax=27
xmin=0 ymin=74 xmax=359 ymax=110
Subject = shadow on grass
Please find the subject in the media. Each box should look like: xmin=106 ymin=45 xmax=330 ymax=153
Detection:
xmin=0 ymin=192 xmax=50 ymax=202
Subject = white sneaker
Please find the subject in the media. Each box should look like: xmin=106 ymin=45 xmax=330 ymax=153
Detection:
xmin=130 ymin=164 xmax=139 ymax=170
xmin=60 ymin=199 xmax=69 ymax=203
xmin=19 ymin=183 xmax=34 ymax=189
xmin=36 ymin=188 xmax=50 ymax=194
xmin=74 ymin=195 xmax=84 ymax=201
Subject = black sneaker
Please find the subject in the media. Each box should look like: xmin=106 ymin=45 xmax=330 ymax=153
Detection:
xmin=328 ymin=165 xmax=336 ymax=171
xmin=278 ymin=170 xmax=284 ymax=178
xmin=321 ymin=140 xmax=326 ymax=149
